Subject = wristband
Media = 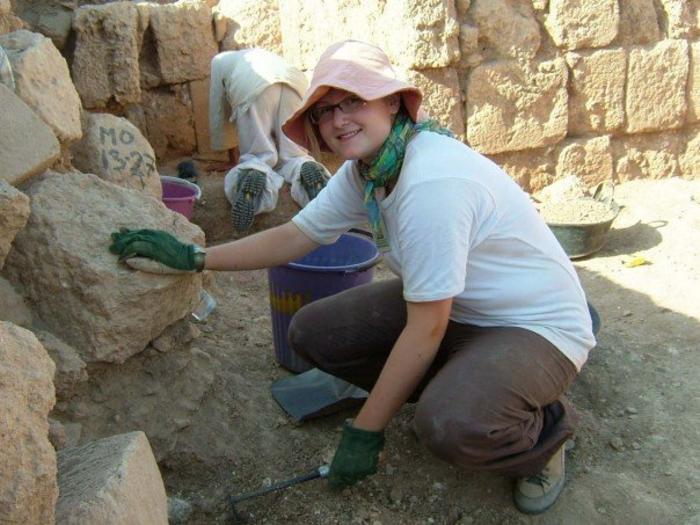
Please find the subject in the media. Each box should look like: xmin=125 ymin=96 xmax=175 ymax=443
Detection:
xmin=192 ymin=245 xmax=206 ymax=272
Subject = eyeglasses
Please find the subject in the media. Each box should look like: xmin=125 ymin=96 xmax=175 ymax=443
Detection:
xmin=308 ymin=95 xmax=367 ymax=125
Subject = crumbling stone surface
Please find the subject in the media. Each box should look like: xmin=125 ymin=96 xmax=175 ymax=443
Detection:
xmin=0 ymin=321 xmax=57 ymax=525
xmin=72 ymin=2 xmax=145 ymax=108
xmin=71 ymin=112 xmax=162 ymax=199
xmin=0 ymin=30 xmax=82 ymax=144
xmin=626 ymin=40 xmax=689 ymax=134
xmin=556 ymin=135 xmax=614 ymax=187
xmin=470 ymin=0 xmax=540 ymax=60
xmin=545 ymin=0 xmax=619 ymax=51
xmin=660 ymin=0 xmax=700 ymax=39
xmin=36 ymin=330 xmax=89 ymax=401
xmin=614 ymin=131 xmax=685 ymax=181
xmin=405 ymin=67 xmax=465 ymax=138
xmin=489 ymin=146 xmax=556 ymax=192
xmin=566 ymin=48 xmax=626 ymax=135
xmin=126 ymin=85 xmax=197 ymax=160
xmin=0 ymin=83 xmax=60 ymax=186
xmin=215 ymin=0 xmax=283 ymax=53
xmin=56 ymin=431 xmax=168 ymax=525
xmin=0 ymin=179 xmax=30 ymax=269
xmin=688 ymin=42 xmax=700 ymax=124
xmin=148 ymin=0 xmax=218 ymax=84
xmin=617 ymin=0 xmax=660 ymax=46
xmin=0 ymin=276 xmax=32 ymax=327
xmin=4 ymin=170 xmax=204 ymax=364
xmin=466 ymin=58 xmax=568 ymax=154
xmin=680 ymin=127 xmax=700 ymax=178
xmin=279 ymin=0 xmax=459 ymax=71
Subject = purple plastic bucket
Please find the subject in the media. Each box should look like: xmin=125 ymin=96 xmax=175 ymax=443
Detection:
xmin=161 ymin=178 xmax=199 ymax=219
xmin=267 ymin=231 xmax=380 ymax=373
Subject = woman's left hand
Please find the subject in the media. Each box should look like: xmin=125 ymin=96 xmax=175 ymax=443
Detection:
xmin=328 ymin=420 xmax=385 ymax=489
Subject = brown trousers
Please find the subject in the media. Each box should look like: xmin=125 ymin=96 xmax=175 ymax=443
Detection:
xmin=288 ymin=279 xmax=579 ymax=477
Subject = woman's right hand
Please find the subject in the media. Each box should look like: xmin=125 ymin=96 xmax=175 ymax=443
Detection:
xmin=109 ymin=228 xmax=199 ymax=271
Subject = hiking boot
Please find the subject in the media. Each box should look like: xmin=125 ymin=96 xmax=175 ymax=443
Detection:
xmin=300 ymin=161 xmax=327 ymax=201
xmin=231 ymin=169 xmax=266 ymax=232
xmin=513 ymin=444 xmax=566 ymax=515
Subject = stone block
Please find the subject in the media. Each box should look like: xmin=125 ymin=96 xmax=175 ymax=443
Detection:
xmin=215 ymin=0 xmax=283 ymax=54
xmin=72 ymin=2 xmax=144 ymax=108
xmin=189 ymin=77 xmax=232 ymax=161
xmin=0 ymin=179 xmax=30 ymax=269
xmin=556 ymin=136 xmax=614 ymax=187
xmin=0 ymin=321 xmax=57 ymax=525
xmin=148 ymin=0 xmax=218 ymax=84
xmin=71 ymin=112 xmax=162 ymax=199
xmin=470 ymin=0 xmax=540 ymax=60
xmin=689 ymin=42 xmax=700 ymax=124
xmin=614 ymin=131 xmax=684 ymax=181
xmin=566 ymin=48 xmax=626 ymax=135
xmin=12 ymin=0 xmax=74 ymax=50
xmin=466 ymin=58 xmax=568 ymax=155
xmin=626 ymin=40 xmax=689 ymax=134
xmin=35 ymin=331 xmax=88 ymax=401
xmin=0 ymin=276 xmax=32 ymax=326
xmin=617 ymin=0 xmax=660 ymax=45
xmin=680 ymin=127 xmax=700 ymax=178
xmin=545 ymin=0 xmax=619 ymax=50
xmin=4 ymin=170 xmax=204 ymax=364
xmin=126 ymin=85 xmax=196 ymax=161
xmin=279 ymin=0 xmax=459 ymax=71
xmin=0 ymin=83 xmax=60 ymax=186
xmin=489 ymin=146 xmax=556 ymax=192
xmin=660 ymin=0 xmax=700 ymax=39
xmin=405 ymin=67 xmax=465 ymax=138
xmin=0 ymin=30 xmax=81 ymax=143
xmin=56 ymin=432 xmax=168 ymax=525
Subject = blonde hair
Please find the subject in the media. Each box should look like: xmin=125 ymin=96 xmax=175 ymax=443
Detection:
xmin=303 ymin=114 xmax=323 ymax=160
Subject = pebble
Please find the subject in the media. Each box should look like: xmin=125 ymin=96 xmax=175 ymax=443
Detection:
xmin=625 ymin=407 xmax=638 ymax=415
xmin=432 ymin=481 xmax=446 ymax=491
xmin=632 ymin=442 xmax=642 ymax=450
xmin=609 ymin=437 xmax=625 ymax=451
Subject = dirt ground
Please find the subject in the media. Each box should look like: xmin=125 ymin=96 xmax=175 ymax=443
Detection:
xmin=73 ymin=175 xmax=700 ymax=524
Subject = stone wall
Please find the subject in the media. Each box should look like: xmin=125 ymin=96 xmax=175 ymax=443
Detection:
xmin=9 ymin=0 xmax=697 ymax=188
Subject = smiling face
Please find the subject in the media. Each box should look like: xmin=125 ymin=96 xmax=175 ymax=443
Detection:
xmin=313 ymin=89 xmax=400 ymax=163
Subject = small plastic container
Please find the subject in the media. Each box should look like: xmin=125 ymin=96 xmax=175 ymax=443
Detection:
xmin=267 ymin=231 xmax=381 ymax=373
xmin=161 ymin=176 xmax=201 ymax=219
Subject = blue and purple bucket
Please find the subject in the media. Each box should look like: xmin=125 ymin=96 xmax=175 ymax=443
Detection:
xmin=267 ymin=231 xmax=380 ymax=372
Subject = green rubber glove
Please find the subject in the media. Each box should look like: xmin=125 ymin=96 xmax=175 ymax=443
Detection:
xmin=109 ymin=228 xmax=198 ymax=271
xmin=328 ymin=420 xmax=385 ymax=489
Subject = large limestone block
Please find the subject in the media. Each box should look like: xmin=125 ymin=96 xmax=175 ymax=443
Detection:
xmin=0 ymin=83 xmax=60 ymax=186
xmin=0 ymin=321 xmax=57 ymax=524
xmin=545 ymin=0 xmax=619 ymax=50
xmin=566 ymin=48 xmax=626 ymax=135
xmin=689 ymin=42 xmax=700 ymax=123
xmin=466 ymin=58 xmax=568 ymax=155
xmin=72 ymin=2 xmax=144 ymax=108
xmin=405 ymin=68 xmax=465 ymax=138
xmin=36 ymin=331 xmax=88 ymax=402
xmin=126 ymin=85 xmax=197 ymax=160
xmin=660 ymin=0 xmax=699 ymax=39
xmin=0 ymin=276 xmax=32 ymax=326
xmin=0 ymin=30 xmax=82 ymax=143
xmin=489 ymin=147 xmax=557 ymax=192
xmin=189 ymin=77 xmax=231 ymax=160
xmin=626 ymin=40 xmax=689 ymax=134
xmin=56 ymin=432 xmax=168 ymax=525
xmin=614 ymin=131 xmax=684 ymax=181
xmin=215 ymin=0 xmax=282 ymax=54
xmin=470 ymin=0 xmax=540 ymax=60
xmin=4 ymin=170 xmax=204 ymax=363
xmin=148 ymin=1 xmax=218 ymax=84
xmin=617 ymin=0 xmax=660 ymax=45
xmin=680 ymin=127 xmax=700 ymax=178
xmin=279 ymin=0 xmax=460 ymax=71
xmin=12 ymin=0 xmax=74 ymax=50
xmin=556 ymin=136 xmax=613 ymax=187
xmin=71 ymin=112 xmax=162 ymax=199
xmin=0 ymin=179 xmax=30 ymax=269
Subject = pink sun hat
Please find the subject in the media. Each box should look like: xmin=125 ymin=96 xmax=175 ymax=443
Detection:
xmin=282 ymin=40 xmax=423 ymax=152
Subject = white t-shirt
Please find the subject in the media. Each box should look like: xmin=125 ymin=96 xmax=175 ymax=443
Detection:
xmin=292 ymin=132 xmax=596 ymax=370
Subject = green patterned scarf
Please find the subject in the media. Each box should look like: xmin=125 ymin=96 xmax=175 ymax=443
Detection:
xmin=358 ymin=111 xmax=454 ymax=252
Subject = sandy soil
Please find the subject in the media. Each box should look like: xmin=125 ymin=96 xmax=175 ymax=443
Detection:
xmin=73 ymin=175 xmax=700 ymax=524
